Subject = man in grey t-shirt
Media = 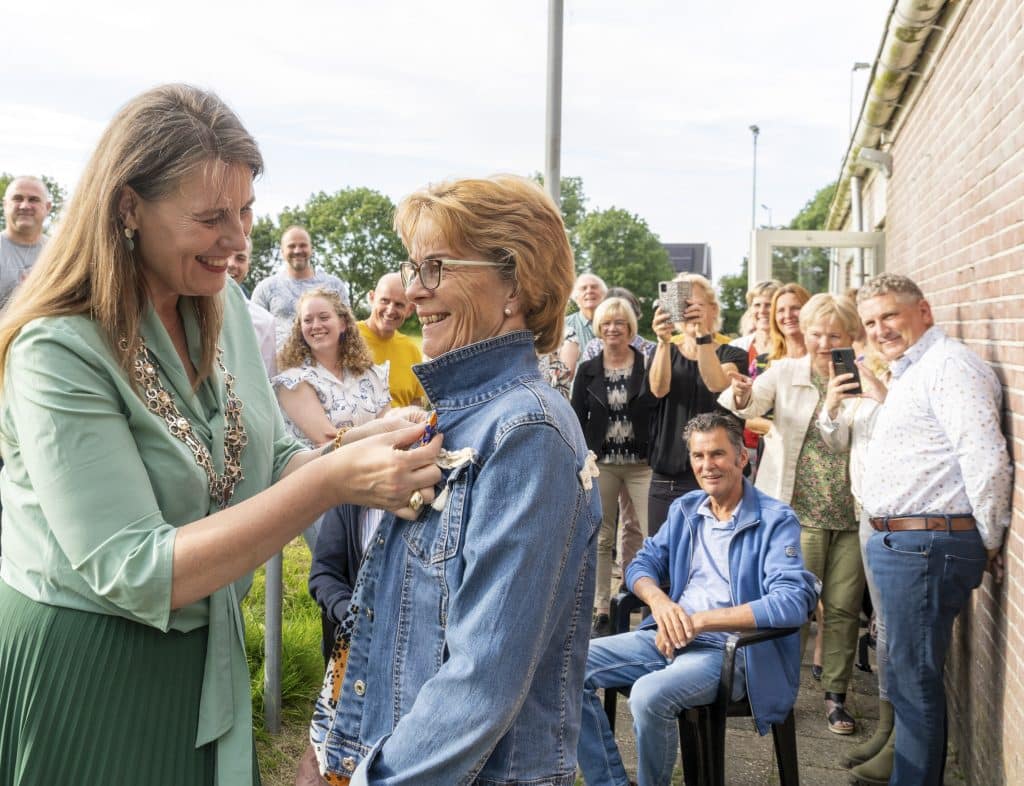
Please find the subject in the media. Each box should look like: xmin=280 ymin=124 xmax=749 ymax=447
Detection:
xmin=1 ymin=176 xmax=52 ymax=309
xmin=251 ymin=225 xmax=350 ymax=349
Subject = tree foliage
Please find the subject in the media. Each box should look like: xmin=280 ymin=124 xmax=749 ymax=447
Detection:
xmin=0 ymin=172 xmax=67 ymax=232
xmin=575 ymin=207 xmax=674 ymax=304
xmin=717 ymin=255 xmax=749 ymax=336
xmin=246 ymin=188 xmax=405 ymax=317
xmin=770 ymin=182 xmax=836 ymax=294
xmin=531 ymin=172 xmax=588 ymax=263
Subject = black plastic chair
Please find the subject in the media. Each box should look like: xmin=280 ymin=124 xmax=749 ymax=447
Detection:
xmin=602 ymin=591 xmax=800 ymax=786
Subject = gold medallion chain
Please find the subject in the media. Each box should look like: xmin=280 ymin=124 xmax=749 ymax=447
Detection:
xmin=121 ymin=337 xmax=248 ymax=506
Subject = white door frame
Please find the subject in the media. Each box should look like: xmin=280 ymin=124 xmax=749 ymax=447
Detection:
xmin=749 ymin=229 xmax=885 ymax=292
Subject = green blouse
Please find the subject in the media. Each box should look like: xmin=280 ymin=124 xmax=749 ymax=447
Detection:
xmin=0 ymin=282 xmax=305 ymax=786
xmin=788 ymin=372 xmax=857 ymax=531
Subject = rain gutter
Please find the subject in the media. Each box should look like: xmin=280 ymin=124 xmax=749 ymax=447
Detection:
xmin=826 ymin=0 xmax=961 ymax=230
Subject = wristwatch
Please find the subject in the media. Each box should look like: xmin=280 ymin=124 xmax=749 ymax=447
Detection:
xmin=695 ymin=333 xmax=714 ymax=345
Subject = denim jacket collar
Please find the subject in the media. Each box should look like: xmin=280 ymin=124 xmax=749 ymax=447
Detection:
xmin=415 ymin=330 xmax=539 ymax=408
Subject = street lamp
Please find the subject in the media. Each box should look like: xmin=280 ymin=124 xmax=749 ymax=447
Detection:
xmin=749 ymin=124 xmax=760 ymax=233
xmin=760 ymin=204 xmax=772 ymax=228
xmin=849 ymin=62 xmax=871 ymax=137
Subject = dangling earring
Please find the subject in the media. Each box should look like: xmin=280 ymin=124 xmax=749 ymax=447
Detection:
xmin=124 ymin=227 xmax=136 ymax=252
xmin=503 ymin=307 xmax=512 ymax=317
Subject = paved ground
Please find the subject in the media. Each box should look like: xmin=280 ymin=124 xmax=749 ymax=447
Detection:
xmin=601 ymin=618 xmax=964 ymax=785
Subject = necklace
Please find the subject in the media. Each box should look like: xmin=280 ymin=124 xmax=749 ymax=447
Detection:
xmin=121 ymin=336 xmax=249 ymax=506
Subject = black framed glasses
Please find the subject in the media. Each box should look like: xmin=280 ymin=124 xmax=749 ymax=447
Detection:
xmin=399 ymin=258 xmax=511 ymax=291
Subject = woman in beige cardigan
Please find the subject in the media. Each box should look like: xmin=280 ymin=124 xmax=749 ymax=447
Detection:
xmin=719 ymin=293 xmax=865 ymax=736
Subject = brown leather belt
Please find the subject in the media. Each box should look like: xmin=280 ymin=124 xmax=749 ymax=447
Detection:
xmin=869 ymin=515 xmax=976 ymax=532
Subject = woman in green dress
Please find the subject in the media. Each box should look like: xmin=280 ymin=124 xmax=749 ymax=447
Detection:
xmin=719 ymin=293 xmax=866 ymax=736
xmin=0 ymin=84 xmax=441 ymax=786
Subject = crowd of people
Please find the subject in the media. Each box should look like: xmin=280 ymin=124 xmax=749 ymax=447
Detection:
xmin=0 ymin=83 xmax=1013 ymax=786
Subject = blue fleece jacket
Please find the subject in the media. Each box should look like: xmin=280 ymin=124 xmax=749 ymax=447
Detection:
xmin=626 ymin=478 xmax=819 ymax=733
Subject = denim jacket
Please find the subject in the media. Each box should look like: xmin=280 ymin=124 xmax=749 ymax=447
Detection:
xmin=625 ymin=478 xmax=819 ymax=733
xmin=316 ymin=331 xmax=601 ymax=785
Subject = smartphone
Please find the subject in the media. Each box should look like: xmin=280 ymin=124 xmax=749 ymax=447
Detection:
xmin=658 ymin=280 xmax=692 ymax=323
xmin=830 ymin=348 xmax=862 ymax=394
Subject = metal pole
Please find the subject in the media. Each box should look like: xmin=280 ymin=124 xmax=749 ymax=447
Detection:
xmin=264 ymin=550 xmax=283 ymax=733
xmin=544 ymin=0 xmax=564 ymax=205
xmin=849 ymin=62 xmax=870 ymax=138
xmin=850 ymin=174 xmax=866 ymax=287
xmin=749 ymin=125 xmax=759 ymax=232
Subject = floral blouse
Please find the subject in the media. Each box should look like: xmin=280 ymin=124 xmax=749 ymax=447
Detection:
xmin=788 ymin=372 xmax=857 ymax=530
xmin=600 ymin=364 xmax=642 ymax=464
xmin=272 ymin=358 xmax=391 ymax=447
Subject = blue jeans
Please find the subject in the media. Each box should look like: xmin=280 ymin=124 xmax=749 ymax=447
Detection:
xmin=577 ymin=630 xmax=744 ymax=786
xmin=867 ymin=528 xmax=986 ymax=785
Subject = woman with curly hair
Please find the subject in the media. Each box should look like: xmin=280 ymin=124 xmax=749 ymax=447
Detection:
xmin=274 ymin=287 xmax=391 ymax=448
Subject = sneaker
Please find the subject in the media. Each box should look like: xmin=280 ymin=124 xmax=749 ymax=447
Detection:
xmin=591 ymin=613 xmax=611 ymax=638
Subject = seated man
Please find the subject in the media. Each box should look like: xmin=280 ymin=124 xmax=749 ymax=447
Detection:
xmin=576 ymin=412 xmax=818 ymax=786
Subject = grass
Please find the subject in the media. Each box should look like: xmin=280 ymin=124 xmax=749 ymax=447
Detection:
xmin=242 ymin=538 xmax=325 ymax=785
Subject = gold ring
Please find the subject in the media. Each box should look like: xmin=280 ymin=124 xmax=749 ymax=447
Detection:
xmin=408 ymin=490 xmax=424 ymax=512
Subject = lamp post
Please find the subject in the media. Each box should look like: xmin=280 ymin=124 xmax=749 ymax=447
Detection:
xmin=849 ymin=62 xmax=871 ymax=138
xmin=749 ymin=124 xmax=760 ymax=232
xmin=760 ymin=203 xmax=772 ymax=228
xmin=544 ymin=0 xmax=564 ymax=205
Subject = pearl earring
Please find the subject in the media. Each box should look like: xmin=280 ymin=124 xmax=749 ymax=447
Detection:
xmin=123 ymin=227 xmax=136 ymax=252
xmin=504 ymin=307 xmax=512 ymax=317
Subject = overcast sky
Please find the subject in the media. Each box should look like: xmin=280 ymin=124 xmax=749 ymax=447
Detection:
xmin=2 ymin=0 xmax=893 ymax=282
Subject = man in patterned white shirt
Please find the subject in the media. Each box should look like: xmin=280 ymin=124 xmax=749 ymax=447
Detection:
xmin=251 ymin=225 xmax=350 ymax=349
xmin=856 ymin=273 xmax=1011 ymax=786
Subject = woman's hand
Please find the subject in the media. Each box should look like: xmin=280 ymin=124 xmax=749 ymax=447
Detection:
xmin=390 ymin=405 xmax=431 ymax=423
xmin=682 ymin=300 xmax=710 ymax=335
xmin=329 ymin=424 xmax=442 ymax=512
xmin=824 ymin=362 xmax=862 ymax=420
xmin=746 ymin=416 xmax=772 ymax=437
xmin=652 ymin=305 xmax=675 ymax=343
xmin=727 ymin=370 xmax=753 ymax=409
xmin=856 ymin=359 xmax=887 ymax=405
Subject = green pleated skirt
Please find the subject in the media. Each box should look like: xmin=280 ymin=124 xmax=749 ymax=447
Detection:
xmin=0 ymin=580 xmax=257 ymax=786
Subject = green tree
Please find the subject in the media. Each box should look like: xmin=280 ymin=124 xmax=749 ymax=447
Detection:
xmin=289 ymin=188 xmax=405 ymax=317
xmin=245 ymin=189 xmax=405 ymax=317
xmin=247 ymin=214 xmax=280 ymax=287
xmin=770 ymin=182 xmax=836 ymax=293
xmin=530 ymin=173 xmax=588 ymax=262
xmin=718 ymin=255 xmax=749 ymax=336
xmin=575 ymin=207 xmax=674 ymax=306
xmin=0 ymin=172 xmax=67 ymax=232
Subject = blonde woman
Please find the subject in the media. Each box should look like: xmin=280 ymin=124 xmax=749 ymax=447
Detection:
xmin=571 ymin=297 xmax=657 ymax=635
xmin=274 ymin=287 xmax=390 ymax=448
xmin=766 ymin=282 xmax=811 ymax=362
xmin=721 ymin=293 xmax=865 ymax=736
xmin=647 ymin=273 xmax=747 ymax=531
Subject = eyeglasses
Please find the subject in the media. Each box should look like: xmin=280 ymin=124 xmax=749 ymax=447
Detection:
xmin=399 ymin=258 xmax=511 ymax=291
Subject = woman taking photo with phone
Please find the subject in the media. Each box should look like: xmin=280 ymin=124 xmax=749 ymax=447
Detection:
xmin=646 ymin=273 xmax=747 ymax=533
xmin=720 ymin=292 xmax=865 ymax=736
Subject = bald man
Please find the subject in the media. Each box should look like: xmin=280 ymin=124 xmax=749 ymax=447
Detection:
xmin=559 ymin=272 xmax=608 ymax=374
xmin=251 ymin=225 xmax=350 ymax=348
xmin=1 ymin=176 xmax=52 ymax=309
xmin=358 ymin=273 xmax=425 ymax=407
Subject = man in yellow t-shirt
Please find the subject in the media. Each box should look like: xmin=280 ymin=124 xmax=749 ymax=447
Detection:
xmin=358 ymin=273 xmax=426 ymax=407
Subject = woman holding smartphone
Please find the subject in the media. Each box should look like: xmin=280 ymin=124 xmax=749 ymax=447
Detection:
xmin=720 ymin=293 xmax=865 ymax=736
xmin=646 ymin=273 xmax=746 ymax=534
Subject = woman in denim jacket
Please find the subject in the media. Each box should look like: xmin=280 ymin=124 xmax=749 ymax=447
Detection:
xmin=309 ymin=175 xmax=602 ymax=785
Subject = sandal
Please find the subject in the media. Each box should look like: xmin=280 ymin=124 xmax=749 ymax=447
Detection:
xmin=825 ymin=692 xmax=856 ymax=735
xmin=811 ymin=663 xmax=823 ymax=681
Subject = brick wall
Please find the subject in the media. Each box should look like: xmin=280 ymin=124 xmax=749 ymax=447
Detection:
xmin=861 ymin=0 xmax=1024 ymax=781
